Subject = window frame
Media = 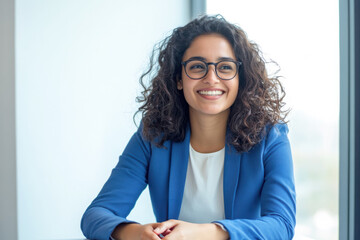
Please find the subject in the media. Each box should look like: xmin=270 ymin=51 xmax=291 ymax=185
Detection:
xmin=191 ymin=0 xmax=206 ymax=19
xmin=339 ymin=0 xmax=360 ymax=239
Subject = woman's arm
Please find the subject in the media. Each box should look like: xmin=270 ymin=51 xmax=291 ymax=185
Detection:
xmin=214 ymin=124 xmax=296 ymax=239
xmin=81 ymin=125 xmax=152 ymax=240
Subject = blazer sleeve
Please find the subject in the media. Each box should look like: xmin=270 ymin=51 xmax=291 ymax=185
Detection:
xmin=80 ymin=125 xmax=151 ymax=240
xmin=214 ymin=124 xmax=296 ymax=240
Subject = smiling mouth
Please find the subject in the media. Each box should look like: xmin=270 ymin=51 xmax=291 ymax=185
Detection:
xmin=197 ymin=90 xmax=225 ymax=96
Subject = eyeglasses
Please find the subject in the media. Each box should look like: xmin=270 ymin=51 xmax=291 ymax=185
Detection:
xmin=181 ymin=59 xmax=242 ymax=80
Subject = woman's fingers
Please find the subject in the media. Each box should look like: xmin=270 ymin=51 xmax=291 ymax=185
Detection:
xmin=153 ymin=219 xmax=179 ymax=235
xmin=160 ymin=221 xmax=204 ymax=240
xmin=142 ymin=224 xmax=163 ymax=240
xmin=112 ymin=223 xmax=162 ymax=240
xmin=162 ymin=229 xmax=172 ymax=236
xmin=161 ymin=226 xmax=188 ymax=240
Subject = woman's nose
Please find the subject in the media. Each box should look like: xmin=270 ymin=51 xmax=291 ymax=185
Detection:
xmin=203 ymin=66 xmax=220 ymax=84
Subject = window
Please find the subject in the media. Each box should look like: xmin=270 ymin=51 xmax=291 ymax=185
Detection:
xmin=206 ymin=1 xmax=340 ymax=239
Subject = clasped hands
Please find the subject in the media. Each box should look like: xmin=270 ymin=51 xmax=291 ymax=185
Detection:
xmin=112 ymin=219 xmax=229 ymax=240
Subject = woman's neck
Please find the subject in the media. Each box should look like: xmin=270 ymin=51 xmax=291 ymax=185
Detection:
xmin=189 ymin=109 xmax=229 ymax=153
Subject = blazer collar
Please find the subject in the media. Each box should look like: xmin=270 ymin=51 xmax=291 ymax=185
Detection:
xmin=223 ymin=141 xmax=242 ymax=219
xmin=168 ymin=125 xmax=191 ymax=219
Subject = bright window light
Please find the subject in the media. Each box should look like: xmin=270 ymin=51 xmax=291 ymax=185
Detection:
xmin=207 ymin=1 xmax=339 ymax=239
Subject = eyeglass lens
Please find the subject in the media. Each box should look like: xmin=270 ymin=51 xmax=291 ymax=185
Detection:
xmin=185 ymin=60 xmax=238 ymax=80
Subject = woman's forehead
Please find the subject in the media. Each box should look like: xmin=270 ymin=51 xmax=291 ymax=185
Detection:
xmin=182 ymin=33 xmax=236 ymax=61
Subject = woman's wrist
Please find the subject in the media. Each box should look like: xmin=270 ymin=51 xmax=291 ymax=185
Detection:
xmin=201 ymin=223 xmax=229 ymax=240
xmin=111 ymin=223 xmax=140 ymax=240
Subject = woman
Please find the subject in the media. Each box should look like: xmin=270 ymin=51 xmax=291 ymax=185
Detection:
xmin=81 ymin=15 xmax=296 ymax=240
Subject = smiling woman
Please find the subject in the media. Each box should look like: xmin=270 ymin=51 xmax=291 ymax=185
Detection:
xmin=81 ymin=15 xmax=296 ymax=240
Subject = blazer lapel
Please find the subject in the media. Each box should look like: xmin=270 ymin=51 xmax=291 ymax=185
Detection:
xmin=223 ymin=143 xmax=242 ymax=219
xmin=168 ymin=126 xmax=191 ymax=219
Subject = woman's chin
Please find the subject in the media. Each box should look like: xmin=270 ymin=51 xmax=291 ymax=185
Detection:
xmin=190 ymin=107 xmax=230 ymax=117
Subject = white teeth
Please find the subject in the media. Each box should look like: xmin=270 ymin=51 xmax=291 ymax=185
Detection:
xmin=198 ymin=90 xmax=224 ymax=96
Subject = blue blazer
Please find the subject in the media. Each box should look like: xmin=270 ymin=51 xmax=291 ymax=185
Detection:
xmin=81 ymin=123 xmax=296 ymax=240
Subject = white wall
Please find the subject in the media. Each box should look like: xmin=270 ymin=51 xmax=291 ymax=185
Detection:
xmin=15 ymin=1 xmax=190 ymax=239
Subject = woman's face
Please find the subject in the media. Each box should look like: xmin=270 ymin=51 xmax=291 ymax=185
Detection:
xmin=179 ymin=33 xmax=239 ymax=119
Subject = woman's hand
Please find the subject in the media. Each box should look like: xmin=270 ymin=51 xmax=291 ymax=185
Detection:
xmin=153 ymin=220 xmax=229 ymax=240
xmin=111 ymin=222 xmax=162 ymax=240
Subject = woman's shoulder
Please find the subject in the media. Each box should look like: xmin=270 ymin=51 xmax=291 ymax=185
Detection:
xmin=262 ymin=122 xmax=290 ymax=152
xmin=134 ymin=121 xmax=181 ymax=149
xmin=265 ymin=122 xmax=289 ymax=137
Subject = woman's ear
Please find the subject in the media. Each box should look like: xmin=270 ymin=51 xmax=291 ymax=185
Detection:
xmin=177 ymin=80 xmax=183 ymax=90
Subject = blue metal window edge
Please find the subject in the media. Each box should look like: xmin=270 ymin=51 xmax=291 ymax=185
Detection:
xmin=339 ymin=0 xmax=360 ymax=239
xmin=190 ymin=0 xmax=206 ymax=20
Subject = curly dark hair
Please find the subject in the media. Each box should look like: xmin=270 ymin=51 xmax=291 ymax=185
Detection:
xmin=135 ymin=15 xmax=288 ymax=152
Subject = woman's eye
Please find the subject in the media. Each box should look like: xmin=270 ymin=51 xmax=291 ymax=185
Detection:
xmin=190 ymin=64 xmax=205 ymax=70
xmin=219 ymin=65 xmax=233 ymax=70
xmin=189 ymin=64 xmax=206 ymax=72
xmin=218 ymin=61 xmax=237 ymax=72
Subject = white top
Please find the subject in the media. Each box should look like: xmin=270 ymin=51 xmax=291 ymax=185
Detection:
xmin=178 ymin=144 xmax=225 ymax=223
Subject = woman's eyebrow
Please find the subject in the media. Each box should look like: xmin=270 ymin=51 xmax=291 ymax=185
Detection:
xmin=217 ymin=57 xmax=236 ymax=61
xmin=185 ymin=56 xmax=236 ymax=62
xmin=186 ymin=56 xmax=206 ymax=61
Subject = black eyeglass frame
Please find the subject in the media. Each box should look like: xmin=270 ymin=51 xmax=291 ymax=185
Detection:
xmin=181 ymin=59 xmax=242 ymax=80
